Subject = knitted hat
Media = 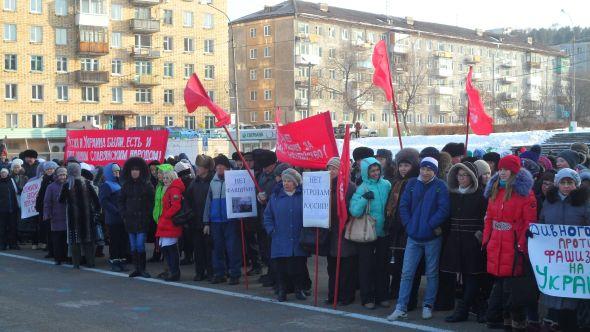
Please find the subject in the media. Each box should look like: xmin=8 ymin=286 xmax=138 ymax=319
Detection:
xmin=352 ymin=147 xmax=374 ymax=162
xmin=498 ymin=155 xmax=521 ymax=174
xmin=554 ymin=168 xmax=581 ymax=187
xmin=474 ymin=159 xmax=491 ymax=176
xmin=473 ymin=148 xmax=486 ymax=159
xmin=482 ymin=152 xmax=501 ymax=165
xmin=375 ymin=149 xmax=393 ymax=165
xmin=519 ymin=151 xmax=540 ymax=163
xmin=0 ymin=168 xmax=8 ymax=175
xmin=419 ymin=147 xmax=440 ymax=161
xmin=195 ymin=154 xmax=215 ymax=170
xmin=395 ymin=148 xmax=420 ymax=167
xmin=281 ymin=168 xmax=302 ymax=186
xmin=442 ymin=142 xmax=465 ymax=158
xmin=111 ymin=164 xmax=121 ymax=172
xmin=66 ymin=156 xmax=80 ymax=164
xmin=55 ymin=167 xmax=67 ymax=176
xmin=43 ymin=161 xmax=58 ymax=171
xmin=420 ymin=157 xmax=439 ymax=174
xmin=531 ymin=144 xmax=542 ymax=155
xmin=22 ymin=149 xmax=38 ymax=159
xmin=273 ymin=163 xmax=292 ymax=177
xmin=174 ymin=161 xmax=192 ymax=177
xmin=326 ymin=157 xmax=341 ymax=170
xmin=67 ymin=162 xmax=82 ymax=178
xmin=538 ymin=156 xmax=553 ymax=172
xmin=521 ymin=158 xmax=540 ymax=177
xmin=558 ymin=150 xmax=580 ymax=169
xmin=570 ymin=143 xmax=589 ymax=164
xmin=10 ymin=158 xmax=23 ymax=169
xmin=213 ymin=154 xmax=231 ymax=169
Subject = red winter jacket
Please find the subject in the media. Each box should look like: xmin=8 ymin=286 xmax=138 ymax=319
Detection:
xmin=482 ymin=169 xmax=537 ymax=277
xmin=156 ymin=178 xmax=185 ymax=238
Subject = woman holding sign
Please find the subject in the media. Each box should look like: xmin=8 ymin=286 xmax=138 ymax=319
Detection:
xmin=538 ymin=168 xmax=590 ymax=332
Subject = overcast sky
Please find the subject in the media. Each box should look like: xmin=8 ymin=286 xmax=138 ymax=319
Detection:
xmin=227 ymin=0 xmax=588 ymax=30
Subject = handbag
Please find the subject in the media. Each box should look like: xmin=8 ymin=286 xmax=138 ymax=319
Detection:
xmin=172 ymin=199 xmax=194 ymax=226
xmin=505 ymin=235 xmax=538 ymax=308
xmin=344 ymin=198 xmax=377 ymax=243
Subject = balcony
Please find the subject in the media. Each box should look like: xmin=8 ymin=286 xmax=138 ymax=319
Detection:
xmin=130 ymin=47 xmax=161 ymax=59
xmin=130 ymin=0 xmax=159 ymax=6
xmin=435 ymin=86 xmax=453 ymax=95
xmin=75 ymin=70 xmax=109 ymax=84
xmin=130 ymin=19 xmax=160 ymax=33
xmin=295 ymin=98 xmax=308 ymax=108
xmin=75 ymin=12 xmax=109 ymax=27
xmin=500 ymin=92 xmax=516 ymax=101
xmin=132 ymin=75 xmax=161 ymax=86
xmin=434 ymin=51 xmax=453 ymax=58
xmin=501 ymin=76 xmax=517 ymax=84
xmin=434 ymin=105 xmax=452 ymax=113
xmin=391 ymin=44 xmax=408 ymax=54
xmin=295 ymin=54 xmax=320 ymax=66
xmin=78 ymin=41 xmax=109 ymax=55
xmin=465 ymin=55 xmax=481 ymax=63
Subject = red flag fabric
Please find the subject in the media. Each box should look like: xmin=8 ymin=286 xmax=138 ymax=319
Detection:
xmin=337 ymin=125 xmax=351 ymax=231
xmin=184 ymin=73 xmax=231 ymax=127
xmin=372 ymin=40 xmax=394 ymax=102
xmin=466 ymin=67 xmax=493 ymax=135
xmin=275 ymin=112 xmax=339 ymax=169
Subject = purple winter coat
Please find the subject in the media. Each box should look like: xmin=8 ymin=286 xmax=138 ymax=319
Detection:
xmin=43 ymin=181 xmax=67 ymax=231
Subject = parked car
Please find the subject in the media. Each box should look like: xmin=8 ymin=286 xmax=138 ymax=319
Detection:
xmin=335 ymin=123 xmax=378 ymax=138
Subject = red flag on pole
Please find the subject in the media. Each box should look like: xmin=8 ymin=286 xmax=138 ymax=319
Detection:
xmin=184 ymin=73 xmax=231 ymax=127
xmin=466 ymin=67 xmax=493 ymax=135
xmin=337 ymin=125 xmax=351 ymax=231
xmin=372 ymin=40 xmax=394 ymax=102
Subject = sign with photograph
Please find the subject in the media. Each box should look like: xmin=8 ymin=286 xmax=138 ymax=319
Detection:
xmin=225 ymin=170 xmax=257 ymax=219
xmin=302 ymin=171 xmax=331 ymax=228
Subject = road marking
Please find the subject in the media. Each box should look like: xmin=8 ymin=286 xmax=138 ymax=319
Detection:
xmin=0 ymin=252 xmax=451 ymax=332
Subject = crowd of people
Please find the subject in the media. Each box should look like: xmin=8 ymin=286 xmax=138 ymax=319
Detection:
xmin=0 ymin=142 xmax=589 ymax=331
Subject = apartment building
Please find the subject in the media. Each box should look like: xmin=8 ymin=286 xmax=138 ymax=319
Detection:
xmin=1 ymin=0 xmax=228 ymax=129
xmin=230 ymin=1 xmax=570 ymax=133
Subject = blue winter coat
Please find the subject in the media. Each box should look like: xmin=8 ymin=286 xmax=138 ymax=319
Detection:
xmin=99 ymin=163 xmax=123 ymax=225
xmin=349 ymin=157 xmax=392 ymax=237
xmin=399 ymin=175 xmax=450 ymax=241
xmin=203 ymin=173 xmax=228 ymax=224
xmin=263 ymin=185 xmax=307 ymax=258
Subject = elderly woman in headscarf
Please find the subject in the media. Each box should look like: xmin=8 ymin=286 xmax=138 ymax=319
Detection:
xmin=43 ymin=167 xmax=68 ymax=264
xmin=35 ymin=161 xmax=58 ymax=256
xmin=59 ymin=162 xmax=101 ymax=269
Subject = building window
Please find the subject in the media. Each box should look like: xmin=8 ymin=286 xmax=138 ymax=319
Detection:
xmin=163 ymin=9 xmax=173 ymax=25
xmin=329 ymin=69 xmax=336 ymax=79
xmin=134 ymin=33 xmax=151 ymax=47
xmin=163 ymin=36 xmax=173 ymax=51
xmin=370 ymin=113 xmax=376 ymax=122
xmin=4 ymin=54 xmax=17 ymax=71
xmin=300 ymin=110 xmax=309 ymax=119
xmin=55 ymin=28 xmax=67 ymax=45
xmin=263 ymin=46 xmax=271 ymax=58
xmin=4 ymin=0 xmax=16 ymax=11
xmin=110 ymin=32 xmax=121 ymax=48
xmin=3 ymin=24 xmax=16 ymax=41
xmin=111 ymin=59 xmax=122 ymax=75
xmin=79 ymin=27 xmax=106 ymax=43
xmin=249 ymin=69 xmax=257 ymax=80
xmin=439 ymin=114 xmax=445 ymax=124
xmin=298 ymin=23 xmax=308 ymax=35
xmin=250 ymin=91 xmax=257 ymax=101
xmin=184 ymin=116 xmax=195 ymax=129
xmin=30 ymin=26 xmax=43 ymax=43
xmin=79 ymin=0 xmax=105 ymax=15
xmin=135 ymin=60 xmax=152 ymax=75
xmin=5 ymin=84 xmax=17 ymax=100
xmin=204 ymin=116 xmax=214 ymax=129
xmin=264 ymin=90 xmax=272 ymax=100
xmin=31 ymin=84 xmax=43 ymax=100
xmin=328 ymin=48 xmax=336 ymax=59
xmin=249 ymin=48 xmax=257 ymax=59
xmin=30 ymin=0 xmax=41 ymax=13
xmin=32 ymin=114 xmax=44 ymax=128
xmin=183 ymin=37 xmax=194 ymax=52
xmin=204 ymin=39 xmax=214 ymax=53
xmin=264 ymin=110 xmax=270 ymax=122
xmin=207 ymin=90 xmax=215 ymax=102
xmin=164 ymin=89 xmax=173 ymax=104
xmin=204 ymin=65 xmax=214 ymax=79
xmin=381 ymin=112 xmax=388 ymax=122
xmin=110 ymin=4 xmax=121 ymax=20
xmin=427 ymin=114 xmax=433 ymax=123
xmin=136 ymin=115 xmax=152 ymax=127
xmin=163 ymin=62 xmax=174 ymax=77
xmin=328 ymin=27 xmax=336 ymax=38
xmin=250 ymin=112 xmax=257 ymax=122
xmin=30 ymin=55 xmax=44 ymax=71
xmin=55 ymin=57 xmax=67 ymax=72
xmin=203 ymin=13 xmax=213 ymax=29
xmin=164 ymin=116 xmax=174 ymax=126
xmin=341 ymin=29 xmax=349 ymax=40
xmin=56 ymin=85 xmax=68 ymax=101
xmin=81 ymin=58 xmax=98 ymax=71
xmin=264 ymin=68 xmax=272 ymax=79
xmin=111 ymin=87 xmax=122 ymax=103
xmin=135 ymin=88 xmax=152 ymax=103
xmin=249 ymin=28 xmax=256 ymax=38
xmin=6 ymin=113 xmax=18 ymax=128
xmin=184 ymin=64 xmax=194 ymax=78
xmin=182 ymin=11 xmax=193 ymax=27
xmin=81 ymin=86 xmax=99 ymax=102
xmin=264 ymin=25 xmax=271 ymax=36
xmin=57 ymin=114 xmax=68 ymax=124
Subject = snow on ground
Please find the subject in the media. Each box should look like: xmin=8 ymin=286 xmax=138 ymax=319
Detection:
xmin=337 ymin=127 xmax=590 ymax=157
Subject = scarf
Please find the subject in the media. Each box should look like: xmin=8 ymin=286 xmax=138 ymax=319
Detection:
xmin=152 ymin=182 xmax=165 ymax=223
xmin=499 ymin=179 xmax=507 ymax=188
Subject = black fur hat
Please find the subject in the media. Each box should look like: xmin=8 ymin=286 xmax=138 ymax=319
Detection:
xmin=442 ymin=142 xmax=465 ymax=158
xmin=122 ymin=157 xmax=149 ymax=183
xmin=352 ymin=147 xmax=374 ymax=162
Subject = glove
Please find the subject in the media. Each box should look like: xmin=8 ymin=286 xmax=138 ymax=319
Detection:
xmin=362 ymin=191 xmax=374 ymax=200
xmin=203 ymin=225 xmax=210 ymax=235
xmin=525 ymin=230 xmax=534 ymax=239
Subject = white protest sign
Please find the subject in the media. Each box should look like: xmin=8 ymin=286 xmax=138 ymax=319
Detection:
xmin=225 ymin=170 xmax=257 ymax=219
xmin=528 ymin=223 xmax=590 ymax=299
xmin=20 ymin=178 xmax=42 ymax=219
xmin=302 ymin=171 xmax=331 ymax=228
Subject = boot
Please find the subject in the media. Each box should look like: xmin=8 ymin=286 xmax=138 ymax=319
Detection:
xmin=139 ymin=252 xmax=151 ymax=278
xmin=445 ymin=300 xmax=469 ymax=323
xmin=148 ymin=247 xmax=161 ymax=263
xmin=128 ymin=252 xmax=141 ymax=278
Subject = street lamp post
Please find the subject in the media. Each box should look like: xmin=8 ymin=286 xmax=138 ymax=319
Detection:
xmin=561 ymin=9 xmax=576 ymax=131
xmin=208 ymin=3 xmax=241 ymax=148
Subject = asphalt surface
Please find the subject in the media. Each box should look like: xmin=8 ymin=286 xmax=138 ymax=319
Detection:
xmin=0 ymin=246 xmax=486 ymax=331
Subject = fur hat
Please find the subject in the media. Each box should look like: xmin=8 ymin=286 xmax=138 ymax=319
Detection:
xmin=420 ymin=157 xmax=439 ymax=174
xmin=395 ymin=148 xmax=420 ymax=167
xmin=474 ymin=160 xmax=491 ymax=177
xmin=273 ymin=163 xmax=292 ymax=177
xmin=442 ymin=142 xmax=465 ymax=158
xmin=81 ymin=169 xmax=94 ymax=181
xmin=570 ymin=143 xmax=589 ymax=164
xmin=214 ymin=154 xmax=231 ymax=169
xmin=375 ymin=149 xmax=393 ymax=165
xmin=555 ymin=168 xmax=581 ymax=187
xmin=498 ymin=155 xmax=521 ymax=174
xmin=326 ymin=157 xmax=341 ymax=170
xmin=419 ymin=147 xmax=440 ymax=161
xmin=195 ymin=154 xmax=215 ymax=170
xmin=281 ymin=168 xmax=302 ymax=186
xmin=558 ymin=150 xmax=580 ymax=169
xmin=122 ymin=157 xmax=149 ymax=183
xmin=483 ymin=152 xmax=501 ymax=165
xmin=521 ymin=158 xmax=540 ymax=177
xmin=352 ymin=147 xmax=374 ymax=162
xmin=438 ymin=152 xmax=452 ymax=178
xmin=254 ymin=150 xmax=277 ymax=169
xmin=22 ymin=149 xmax=38 ymax=159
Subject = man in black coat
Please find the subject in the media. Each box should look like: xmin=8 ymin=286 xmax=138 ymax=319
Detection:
xmin=254 ymin=150 xmax=277 ymax=286
xmin=20 ymin=149 xmax=39 ymax=179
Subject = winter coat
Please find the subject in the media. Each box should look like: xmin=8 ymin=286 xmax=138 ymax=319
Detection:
xmin=43 ymin=181 xmax=67 ymax=231
xmin=539 ymin=187 xmax=590 ymax=310
xmin=263 ymin=185 xmax=307 ymax=258
xmin=120 ymin=179 xmax=154 ymax=234
xmin=60 ymin=179 xmax=100 ymax=244
xmin=257 ymin=170 xmax=276 ymax=220
xmin=10 ymin=172 xmax=28 ymax=194
xmin=349 ymin=157 xmax=392 ymax=237
xmin=186 ymin=172 xmax=214 ymax=228
xmin=23 ymin=161 xmax=39 ymax=180
xmin=152 ymin=164 xmax=174 ymax=223
xmin=34 ymin=174 xmax=54 ymax=221
xmin=203 ymin=173 xmax=228 ymax=224
xmin=155 ymin=178 xmax=185 ymax=238
xmin=329 ymin=178 xmax=357 ymax=257
xmin=0 ymin=177 xmax=18 ymax=213
xmin=399 ymin=176 xmax=450 ymax=242
xmin=440 ymin=163 xmax=487 ymax=274
xmin=483 ymin=169 xmax=537 ymax=277
xmin=99 ymin=163 xmax=123 ymax=225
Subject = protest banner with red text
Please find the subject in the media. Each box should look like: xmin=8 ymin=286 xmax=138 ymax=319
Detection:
xmin=20 ymin=178 xmax=42 ymax=219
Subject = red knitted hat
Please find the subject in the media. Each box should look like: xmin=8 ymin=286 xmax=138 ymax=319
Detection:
xmin=498 ymin=155 xmax=521 ymax=174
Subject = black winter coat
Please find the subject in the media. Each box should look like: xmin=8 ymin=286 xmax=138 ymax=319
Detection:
xmin=0 ymin=177 xmax=18 ymax=213
xmin=119 ymin=178 xmax=154 ymax=234
xmin=186 ymin=172 xmax=214 ymax=228
xmin=35 ymin=174 xmax=53 ymax=221
xmin=60 ymin=179 xmax=100 ymax=244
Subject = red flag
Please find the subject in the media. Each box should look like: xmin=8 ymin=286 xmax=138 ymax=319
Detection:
xmin=184 ymin=73 xmax=231 ymax=127
xmin=372 ymin=40 xmax=394 ymax=102
xmin=466 ymin=67 xmax=493 ymax=135
xmin=337 ymin=125 xmax=351 ymax=232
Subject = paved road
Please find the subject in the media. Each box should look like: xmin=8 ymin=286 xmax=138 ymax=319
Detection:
xmin=0 ymin=249 xmax=484 ymax=331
